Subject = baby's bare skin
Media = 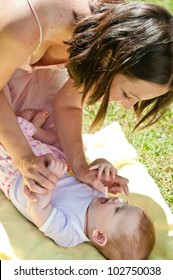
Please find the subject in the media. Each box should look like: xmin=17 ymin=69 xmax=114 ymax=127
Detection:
xmin=19 ymin=109 xmax=63 ymax=150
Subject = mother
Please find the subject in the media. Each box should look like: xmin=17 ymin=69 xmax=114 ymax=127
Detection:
xmin=0 ymin=0 xmax=173 ymax=194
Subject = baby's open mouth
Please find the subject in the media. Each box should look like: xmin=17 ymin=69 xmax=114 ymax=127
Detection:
xmin=99 ymin=197 xmax=110 ymax=204
xmin=98 ymin=197 xmax=125 ymax=204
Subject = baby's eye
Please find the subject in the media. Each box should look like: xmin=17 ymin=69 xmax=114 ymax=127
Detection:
xmin=114 ymin=207 xmax=120 ymax=214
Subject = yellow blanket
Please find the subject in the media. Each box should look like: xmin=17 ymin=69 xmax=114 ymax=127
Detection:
xmin=0 ymin=122 xmax=173 ymax=259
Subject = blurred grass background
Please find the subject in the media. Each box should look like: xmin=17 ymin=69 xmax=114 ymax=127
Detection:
xmin=83 ymin=0 xmax=173 ymax=213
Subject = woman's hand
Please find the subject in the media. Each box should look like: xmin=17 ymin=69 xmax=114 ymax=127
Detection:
xmin=18 ymin=153 xmax=58 ymax=200
xmin=74 ymin=162 xmax=106 ymax=192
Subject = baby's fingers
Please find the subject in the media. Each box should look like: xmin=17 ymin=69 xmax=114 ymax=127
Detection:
xmin=110 ymin=166 xmax=117 ymax=179
xmin=89 ymin=164 xmax=104 ymax=180
xmin=104 ymin=165 xmax=117 ymax=180
xmin=89 ymin=164 xmax=100 ymax=171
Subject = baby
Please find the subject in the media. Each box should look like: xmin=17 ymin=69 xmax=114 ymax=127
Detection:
xmin=0 ymin=110 xmax=155 ymax=260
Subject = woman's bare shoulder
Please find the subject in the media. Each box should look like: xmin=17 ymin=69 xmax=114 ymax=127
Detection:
xmin=0 ymin=0 xmax=39 ymax=50
xmin=0 ymin=0 xmax=40 ymax=88
xmin=63 ymin=0 xmax=91 ymax=13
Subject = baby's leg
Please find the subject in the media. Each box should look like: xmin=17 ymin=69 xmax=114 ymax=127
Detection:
xmin=19 ymin=110 xmax=57 ymax=145
xmin=19 ymin=109 xmax=49 ymax=129
xmin=19 ymin=109 xmax=38 ymax=122
xmin=31 ymin=111 xmax=49 ymax=129
xmin=31 ymin=111 xmax=58 ymax=145
xmin=19 ymin=109 xmax=62 ymax=149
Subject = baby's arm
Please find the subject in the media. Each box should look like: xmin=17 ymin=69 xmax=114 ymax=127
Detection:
xmin=24 ymin=160 xmax=68 ymax=228
xmin=25 ymin=186 xmax=53 ymax=228
xmin=31 ymin=111 xmax=59 ymax=146
xmin=34 ymin=128 xmax=60 ymax=147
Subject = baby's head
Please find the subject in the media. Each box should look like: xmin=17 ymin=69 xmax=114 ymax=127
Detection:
xmin=87 ymin=196 xmax=155 ymax=260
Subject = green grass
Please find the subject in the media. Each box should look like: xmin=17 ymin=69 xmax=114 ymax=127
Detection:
xmin=83 ymin=103 xmax=173 ymax=213
xmin=83 ymin=0 xmax=173 ymax=213
xmin=130 ymin=0 xmax=173 ymax=11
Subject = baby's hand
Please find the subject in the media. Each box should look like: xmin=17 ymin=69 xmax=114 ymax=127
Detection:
xmin=48 ymin=159 xmax=68 ymax=180
xmin=89 ymin=158 xmax=117 ymax=181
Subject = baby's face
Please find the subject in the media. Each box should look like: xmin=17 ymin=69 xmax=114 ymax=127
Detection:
xmin=87 ymin=197 xmax=143 ymax=238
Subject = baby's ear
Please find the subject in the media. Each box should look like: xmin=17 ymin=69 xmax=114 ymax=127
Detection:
xmin=92 ymin=229 xmax=107 ymax=246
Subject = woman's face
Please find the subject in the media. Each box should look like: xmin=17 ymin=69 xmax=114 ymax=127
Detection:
xmin=110 ymin=74 xmax=169 ymax=109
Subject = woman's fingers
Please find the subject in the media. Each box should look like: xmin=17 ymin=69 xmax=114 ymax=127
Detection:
xmin=108 ymin=175 xmax=129 ymax=196
xmin=110 ymin=166 xmax=117 ymax=179
xmin=21 ymin=154 xmax=59 ymax=192
xmin=39 ymin=154 xmax=58 ymax=184
xmin=92 ymin=177 xmax=105 ymax=192
xmin=23 ymin=185 xmax=38 ymax=202
xmin=117 ymin=176 xmax=129 ymax=196
xmin=24 ymin=177 xmax=50 ymax=195
xmin=23 ymin=169 xmax=55 ymax=190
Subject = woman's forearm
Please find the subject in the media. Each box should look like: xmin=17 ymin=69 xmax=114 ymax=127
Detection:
xmin=0 ymin=90 xmax=35 ymax=166
xmin=55 ymin=107 xmax=87 ymax=172
xmin=53 ymin=79 xmax=106 ymax=192
xmin=53 ymin=79 xmax=88 ymax=173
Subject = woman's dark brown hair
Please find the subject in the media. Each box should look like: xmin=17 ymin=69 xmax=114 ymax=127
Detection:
xmin=66 ymin=1 xmax=173 ymax=130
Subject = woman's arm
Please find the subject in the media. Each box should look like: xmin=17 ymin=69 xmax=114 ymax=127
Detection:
xmin=54 ymin=78 xmax=105 ymax=191
xmin=0 ymin=92 xmax=35 ymax=165
xmin=0 ymin=92 xmax=57 ymax=193
xmin=0 ymin=10 xmax=58 ymax=194
xmin=54 ymin=79 xmax=85 ymax=169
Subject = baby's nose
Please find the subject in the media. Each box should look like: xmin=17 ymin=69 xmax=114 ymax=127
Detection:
xmin=113 ymin=197 xmax=125 ymax=205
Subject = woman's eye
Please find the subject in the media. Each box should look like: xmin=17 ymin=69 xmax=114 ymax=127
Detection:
xmin=123 ymin=91 xmax=131 ymax=99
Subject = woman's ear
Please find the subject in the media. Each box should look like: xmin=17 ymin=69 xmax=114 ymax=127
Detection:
xmin=92 ymin=229 xmax=107 ymax=246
